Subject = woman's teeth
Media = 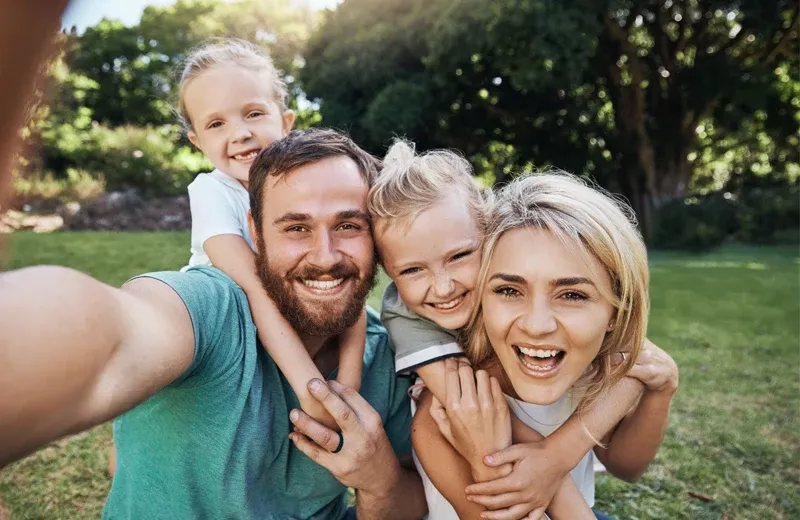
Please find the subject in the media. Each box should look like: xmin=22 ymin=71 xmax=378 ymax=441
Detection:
xmin=432 ymin=295 xmax=464 ymax=310
xmin=303 ymin=278 xmax=344 ymax=290
xmin=518 ymin=347 xmax=559 ymax=358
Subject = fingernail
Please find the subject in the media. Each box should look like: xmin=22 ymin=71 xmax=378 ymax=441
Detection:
xmin=290 ymin=409 xmax=299 ymax=422
xmin=309 ymin=379 xmax=323 ymax=392
xmin=288 ymin=433 xmax=295 ymax=442
xmin=484 ymin=455 xmax=493 ymax=464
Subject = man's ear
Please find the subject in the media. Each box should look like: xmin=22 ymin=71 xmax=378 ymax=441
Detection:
xmin=247 ymin=211 xmax=258 ymax=243
xmin=282 ymin=109 xmax=296 ymax=136
xmin=188 ymin=130 xmax=202 ymax=152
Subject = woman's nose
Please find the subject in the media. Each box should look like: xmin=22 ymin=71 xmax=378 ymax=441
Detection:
xmin=516 ymin=300 xmax=558 ymax=337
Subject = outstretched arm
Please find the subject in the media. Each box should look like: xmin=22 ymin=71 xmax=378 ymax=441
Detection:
xmin=0 ymin=267 xmax=194 ymax=467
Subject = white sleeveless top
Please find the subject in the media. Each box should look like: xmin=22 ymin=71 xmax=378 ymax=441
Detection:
xmin=413 ymin=389 xmax=595 ymax=519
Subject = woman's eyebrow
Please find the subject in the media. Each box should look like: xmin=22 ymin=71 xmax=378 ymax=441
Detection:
xmin=488 ymin=272 xmax=526 ymax=284
xmin=550 ymin=277 xmax=595 ymax=287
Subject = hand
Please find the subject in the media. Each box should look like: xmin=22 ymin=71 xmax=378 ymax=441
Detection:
xmin=627 ymin=339 xmax=679 ymax=394
xmin=464 ymin=438 xmax=570 ymax=520
xmin=288 ymin=379 xmax=401 ymax=497
xmin=429 ymin=358 xmax=512 ymax=481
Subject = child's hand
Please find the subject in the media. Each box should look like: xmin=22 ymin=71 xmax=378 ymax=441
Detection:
xmin=463 ymin=439 xmax=568 ymax=518
xmin=429 ymin=358 xmax=512 ymax=481
xmin=335 ymin=308 xmax=366 ymax=393
xmin=627 ymin=339 xmax=679 ymax=394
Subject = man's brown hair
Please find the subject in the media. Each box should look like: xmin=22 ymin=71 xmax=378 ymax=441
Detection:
xmin=249 ymin=128 xmax=381 ymax=234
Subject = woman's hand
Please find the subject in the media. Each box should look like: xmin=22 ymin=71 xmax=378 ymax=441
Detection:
xmin=429 ymin=358 xmax=512 ymax=481
xmin=627 ymin=339 xmax=679 ymax=395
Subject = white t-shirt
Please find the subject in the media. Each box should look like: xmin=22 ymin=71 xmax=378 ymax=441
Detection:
xmin=186 ymin=169 xmax=254 ymax=267
xmin=414 ymin=389 xmax=595 ymax=519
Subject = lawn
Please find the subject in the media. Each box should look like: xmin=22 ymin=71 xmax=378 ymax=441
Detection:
xmin=1 ymin=232 xmax=798 ymax=519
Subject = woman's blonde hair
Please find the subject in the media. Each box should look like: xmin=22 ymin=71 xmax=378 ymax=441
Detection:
xmin=369 ymin=139 xmax=492 ymax=238
xmin=467 ymin=171 xmax=650 ymax=413
xmin=177 ymin=38 xmax=288 ymax=132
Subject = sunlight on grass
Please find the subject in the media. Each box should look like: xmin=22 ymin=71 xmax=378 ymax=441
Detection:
xmin=1 ymin=233 xmax=798 ymax=519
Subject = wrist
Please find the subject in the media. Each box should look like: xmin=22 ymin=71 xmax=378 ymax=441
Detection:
xmin=360 ymin=457 xmax=402 ymax=499
xmin=541 ymin=435 xmax=582 ymax=474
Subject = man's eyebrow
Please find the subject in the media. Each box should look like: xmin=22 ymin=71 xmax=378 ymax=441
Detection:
xmin=489 ymin=273 xmax=526 ymax=284
xmin=550 ymin=277 xmax=595 ymax=287
xmin=273 ymin=212 xmax=311 ymax=226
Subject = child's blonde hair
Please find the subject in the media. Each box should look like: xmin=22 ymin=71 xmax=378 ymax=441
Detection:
xmin=467 ymin=171 xmax=650 ymax=413
xmin=369 ymin=139 xmax=492 ymax=239
xmin=177 ymin=38 xmax=288 ymax=132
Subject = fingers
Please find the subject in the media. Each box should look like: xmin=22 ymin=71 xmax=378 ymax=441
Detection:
xmin=289 ymin=409 xmax=341 ymax=452
xmin=610 ymin=351 xmax=629 ymax=366
xmin=307 ymin=379 xmax=358 ymax=431
xmin=444 ymin=358 xmax=462 ymax=408
xmin=490 ymin=376 xmax=506 ymax=409
xmin=327 ymin=380 xmax=373 ymax=419
xmin=483 ymin=443 xmax=526 ymax=467
xmin=524 ymin=509 xmax=547 ymax=520
xmin=467 ymin=491 xmax=522 ymax=510
xmin=464 ymin=472 xmax=517 ymax=495
xmin=481 ymin=503 xmax=539 ymax=520
xmin=476 ymin=369 xmax=492 ymax=408
xmin=289 ymin=431 xmax=333 ymax=468
xmin=429 ymin=396 xmax=452 ymax=440
xmin=458 ymin=360 xmax=477 ymax=404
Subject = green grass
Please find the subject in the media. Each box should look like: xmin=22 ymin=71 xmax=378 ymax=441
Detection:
xmin=1 ymin=232 xmax=798 ymax=519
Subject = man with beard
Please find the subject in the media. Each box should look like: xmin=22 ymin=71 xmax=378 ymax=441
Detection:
xmin=0 ymin=129 xmax=427 ymax=520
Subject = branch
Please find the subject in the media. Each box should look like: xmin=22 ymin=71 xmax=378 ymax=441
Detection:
xmin=652 ymin=3 xmax=675 ymax=74
xmin=764 ymin=7 xmax=799 ymax=63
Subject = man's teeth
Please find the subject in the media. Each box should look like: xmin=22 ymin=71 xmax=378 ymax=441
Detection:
xmin=432 ymin=295 xmax=463 ymax=310
xmin=303 ymin=278 xmax=344 ymax=290
xmin=518 ymin=347 xmax=560 ymax=358
xmin=233 ymin=150 xmax=258 ymax=160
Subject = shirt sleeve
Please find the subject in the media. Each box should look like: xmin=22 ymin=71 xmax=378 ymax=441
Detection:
xmin=188 ymin=175 xmax=246 ymax=251
xmin=130 ymin=267 xmax=254 ymax=387
xmin=380 ymin=283 xmax=464 ymax=375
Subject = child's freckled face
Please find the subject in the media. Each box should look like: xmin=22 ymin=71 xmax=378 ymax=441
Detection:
xmin=377 ymin=193 xmax=482 ymax=331
xmin=185 ymin=65 xmax=294 ymax=185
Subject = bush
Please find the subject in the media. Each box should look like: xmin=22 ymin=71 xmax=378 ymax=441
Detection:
xmin=654 ymin=184 xmax=799 ymax=251
xmin=10 ymin=168 xmax=105 ymax=211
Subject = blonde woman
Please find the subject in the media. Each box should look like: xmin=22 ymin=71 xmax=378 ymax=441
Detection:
xmin=413 ymin=172 xmax=679 ymax=519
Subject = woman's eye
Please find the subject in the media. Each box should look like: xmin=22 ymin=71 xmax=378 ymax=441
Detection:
xmin=451 ymin=250 xmax=473 ymax=262
xmin=561 ymin=291 xmax=588 ymax=301
xmin=400 ymin=267 xmax=421 ymax=276
xmin=493 ymin=286 xmax=520 ymax=298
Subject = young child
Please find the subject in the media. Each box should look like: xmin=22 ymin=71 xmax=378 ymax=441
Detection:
xmin=368 ymin=140 xmax=651 ymax=517
xmin=179 ymin=39 xmax=365 ymax=427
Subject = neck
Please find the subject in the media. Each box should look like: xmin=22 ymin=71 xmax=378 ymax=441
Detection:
xmin=300 ymin=333 xmax=340 ymax=377
xmin=300 ymin=333 xmax=334 ymax=359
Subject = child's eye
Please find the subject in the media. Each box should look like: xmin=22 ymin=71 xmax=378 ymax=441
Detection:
xmin=560 ymin=290 xmax=588 ymax=302
xmin=493 ymin=286 xmax=521 ymax=298
xmin=247 ymin=111 xmax=264 ymax=119
xmin=399 ymin=267 xmax=421 ymax=276
xmin=451 ymin=250 xmax=473 ymax=262
xmin=207 ymin=121 xmax=223 ymax=129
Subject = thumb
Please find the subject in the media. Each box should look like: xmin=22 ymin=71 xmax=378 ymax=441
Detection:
xmin=484 ymin=443 xmax=527 ymax=466
xmin=525 ymin=508 xmax=547 ymax=520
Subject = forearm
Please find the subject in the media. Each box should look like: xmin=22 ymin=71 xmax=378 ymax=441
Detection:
xmin=547 ymin=377 xmax=644 ymax=469
xmin=546 ymin=477 xmax=595 ymax=520
xmin=1 ymin=267 xmax=130 ymax=465
xmin=596 ymin=389 xmax=674 ymax=481
xmin=356 ymin=465 xmax=427 ymax=520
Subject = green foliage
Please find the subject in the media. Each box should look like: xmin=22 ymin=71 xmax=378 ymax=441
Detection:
xmin=654 ymin=182 xmax=799 ymax=250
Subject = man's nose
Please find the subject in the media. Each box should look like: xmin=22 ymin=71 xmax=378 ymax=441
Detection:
xmin=516 ymin=297 xmax=558 ymax=337
xmin=307 ymin=231 xmax=343 ymax=270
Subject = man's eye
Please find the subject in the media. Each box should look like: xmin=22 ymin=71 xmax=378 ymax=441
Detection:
xmin=493 ymin=286 xmax=520 ymax=298
xmin=286 ymin=226 xmax=306 ymax=233
xmin=338 ymin=223 xmax=358 ymax=231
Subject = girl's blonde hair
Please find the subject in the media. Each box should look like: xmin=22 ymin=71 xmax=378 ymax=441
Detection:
xmin=369 ymin=139 xmax=492 ymax=238
xmin=177 ymin=38 xmax=288 ymax=132
xmin=467 ymin=171 xmax=650 ymax=413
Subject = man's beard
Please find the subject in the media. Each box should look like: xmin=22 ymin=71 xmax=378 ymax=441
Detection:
xmin=254 ymin=248 xmax=377 ymax=337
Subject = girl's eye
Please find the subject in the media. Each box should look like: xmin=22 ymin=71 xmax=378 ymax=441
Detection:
xmin=561 ymin=290 xmax=588 ymax=301
xmin=400 ymin=267 xmax=421 ymax=276
xmin=451 ymin=250 xmax=473 ymax=262
xmin=247 ymin=111 xmax=264 ymax=119
xmin=493 ymin=286 xmax=521 ymax=298
xmin=207 ymin=121 xmax=223 ymax=129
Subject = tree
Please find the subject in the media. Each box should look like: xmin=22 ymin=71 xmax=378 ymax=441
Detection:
xmin=302 ymin=0 xmax=799 ymax=240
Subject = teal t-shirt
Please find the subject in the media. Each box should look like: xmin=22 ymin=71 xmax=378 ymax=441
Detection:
xmin=102 ymin=266 xmax=412 ymax=520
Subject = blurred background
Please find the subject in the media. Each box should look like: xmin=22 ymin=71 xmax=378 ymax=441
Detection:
xmin=0 ymin=1 xmax=797 ymax=519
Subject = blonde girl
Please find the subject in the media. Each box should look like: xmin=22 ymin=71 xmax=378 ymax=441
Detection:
xmin=370 ymin=143 xmax=654 ymax=518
